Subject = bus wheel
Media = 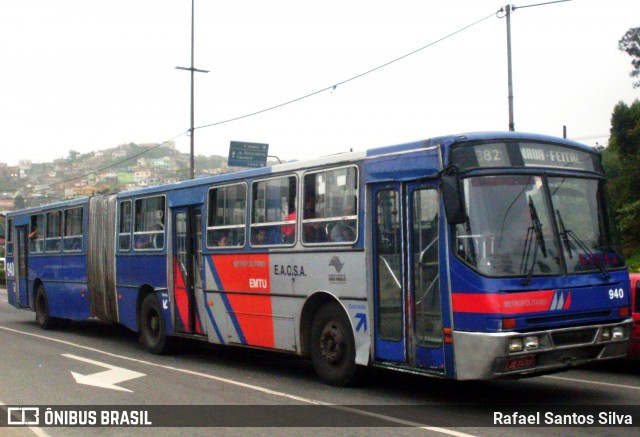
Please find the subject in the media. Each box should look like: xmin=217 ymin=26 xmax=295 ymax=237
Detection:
xmin=310 ymin=302 xmax=357 ymax=386
xmin=139 ymin=293 xmax=169 ymax=354
xmin=35 ymin=286 xmax=56 ymax=330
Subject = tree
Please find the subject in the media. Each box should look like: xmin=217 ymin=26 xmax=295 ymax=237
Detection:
xmin=603 ymin=99 xmax=640 ymax=249
xmin=68 ymin=150 xmax=80 ymax=161
xmin=619 ymin=27 xmax=640 ymax=88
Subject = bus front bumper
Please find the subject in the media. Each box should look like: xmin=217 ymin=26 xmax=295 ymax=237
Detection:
xmin=452 ymin=319 xmax=633 ymax=380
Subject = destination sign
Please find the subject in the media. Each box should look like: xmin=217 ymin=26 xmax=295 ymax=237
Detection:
xmin=451 ymin=142 xmax=598 ymax=172
xmin=228 ymin=141 xmax=269 ymax=168
xmin=519 ymin=143 xmax=594 ymax=170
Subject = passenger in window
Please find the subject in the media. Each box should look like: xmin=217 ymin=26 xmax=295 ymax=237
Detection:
xmin=29 ymin=227 xmax=41 ymax=240
xmin=281 ymin=208 xmax=296 ymax=244
xmin=330 ymin=223 xmax=355 ymax=242
xmin=303 ymin=197 xmax=316 ymax=219
xmin=135 ymin=234 xmax=153 ymax=249
xmin=252 ymin=228 xmax=267 ymax=246
xmin=71 ymin=238 xmax=82 ymax=250
xmin=303 ymin=197 xmax=323 ymax=242
xmin=215 ymin=234 xmax=230 ymax=247
xmin=29 ymin=227 xmax=43 ymax=251
xmin=136 ymin=224 xmax=163 ymax=249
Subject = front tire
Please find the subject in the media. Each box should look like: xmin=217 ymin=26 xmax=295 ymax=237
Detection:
xmin=139 ymin=293 xmax=170 ymax=354
xmin=310 ymin=302 xmax=357 ymax=386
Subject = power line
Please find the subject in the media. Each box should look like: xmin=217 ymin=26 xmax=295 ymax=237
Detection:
xmin=195 ymin=9 xmax=499 ymax=131
xmin=36 ymin=8 xmax=500 ymax=191
xmin=513 ymin=0 xmax=571 ymax=11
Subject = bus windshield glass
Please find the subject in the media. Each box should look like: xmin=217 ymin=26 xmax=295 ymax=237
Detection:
xmin=454 ymin=175 xmax=624 ymax=278
xmin=549 ymin=177 xmax=624 ymax=274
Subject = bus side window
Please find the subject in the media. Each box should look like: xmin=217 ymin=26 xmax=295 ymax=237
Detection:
xmin=29 ymin=213 xmax=45 ymax=253
xmin=6 ymin=219 xmax=13 ymax=255
xmin=118 ymin=200 xmax=132 ymax=250
xmin=133 ymin=196 xmax=165 ymax=251
xmin=302 ymin=166 xmax=358 ymax=245
xmin=207 ymin=184 xmax=246 ymax=248
xmin=46 ymin=211 xmax=62 ymax=252
xmin=251 ymin=176 xmax=297 ymax=246
xmin=63 ymin=207 xmax=83 ymax=251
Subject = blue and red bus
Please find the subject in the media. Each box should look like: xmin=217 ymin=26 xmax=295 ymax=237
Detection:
xmin=4 ymin=132 xmax=632 ymax=385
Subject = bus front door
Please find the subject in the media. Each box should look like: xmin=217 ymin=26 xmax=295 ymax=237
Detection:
xmin=15 ymin=226 xmax=29 ymax=308
xmin=372 ymin=182 xmax=445 ymax=374
xmin=172 ymin=206 xmax=204 ymax=335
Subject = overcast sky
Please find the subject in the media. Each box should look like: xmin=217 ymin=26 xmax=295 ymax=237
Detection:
xmin=1 ymin=0 xmax=639 ymax=167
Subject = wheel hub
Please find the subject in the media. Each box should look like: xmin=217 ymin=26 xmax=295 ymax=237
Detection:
xmin=319 ymin=322 xmax=344 ymax=364
xmin=149 ymin=314 xmax=159 ymax=332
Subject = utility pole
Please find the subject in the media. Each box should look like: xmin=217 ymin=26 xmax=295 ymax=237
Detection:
xmin=501 ymin=1 xmax=571 ymax=133
xmin=505 ymin=4 xmax=515 ymax=132
xmin=176 ymin=0 xmax=209 ymax=180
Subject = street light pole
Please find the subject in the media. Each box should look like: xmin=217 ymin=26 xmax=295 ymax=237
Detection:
xmin=176 ymin=0 xmax=209 ymax=180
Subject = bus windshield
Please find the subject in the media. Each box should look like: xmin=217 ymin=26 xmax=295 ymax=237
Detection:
xmin=454 ymin=175 xmax=624 ymax=278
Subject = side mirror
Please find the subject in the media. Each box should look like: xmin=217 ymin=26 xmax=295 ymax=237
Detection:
xmin=441 ymin=166 xmax=466 ymax=225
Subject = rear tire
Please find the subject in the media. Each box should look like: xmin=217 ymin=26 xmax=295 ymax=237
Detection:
xmin=310 ymin=302 xmax=357 ymax=386
xmin=139 ymin=293 xmax=170 ymax=354
xmin=35 ymin=286 xmax=57 ymax=330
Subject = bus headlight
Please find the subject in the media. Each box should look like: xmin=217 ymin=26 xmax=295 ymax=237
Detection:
xmin=601 ymin=328 xmax=611 ymax=341
xmin=524 ymin=336 xmax=539 ymax=350
xmin=509 ymin=338 xmax=523 ymax=352
xmin=612 ymin=327 xmax=626 ymax=340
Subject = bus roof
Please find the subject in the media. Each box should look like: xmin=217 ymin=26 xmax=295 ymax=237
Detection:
xmin=7 ymin=131 xmax=597 ymax=214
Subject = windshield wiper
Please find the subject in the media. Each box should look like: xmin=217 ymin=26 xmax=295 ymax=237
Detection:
xmin=556 ymin=208 xmax=573 ymax=258
xmin=520 ymin=197 xmax=548 ymax=285
xmin=528 ymin=197 xmax=547 ymax=257
xmin=555 ymin=209 xmax=610 ymax=280
xmin=520 ymin=227 xmax=539 ymax=285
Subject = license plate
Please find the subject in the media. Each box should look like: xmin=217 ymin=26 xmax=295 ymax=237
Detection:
xmin=505 ymin=355 xmax=535 ymax=371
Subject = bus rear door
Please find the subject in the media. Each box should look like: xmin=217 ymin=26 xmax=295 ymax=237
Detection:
xmin=372 ymin=181 xmax=447 ymax=374
xmin=171 ymin=206 xmax=205 ymax=335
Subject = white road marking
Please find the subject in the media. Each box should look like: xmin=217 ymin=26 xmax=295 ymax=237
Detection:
xmin=63 ymin=353 xmax=146 ymax=392
xmin=543 ymin=374 xmax=640 ymax=391
xmin=0 ymin=325 xmax=475 ymax=435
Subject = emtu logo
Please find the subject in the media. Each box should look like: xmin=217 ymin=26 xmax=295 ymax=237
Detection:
xmin=549 ymin=290 xmax=571 ymax=311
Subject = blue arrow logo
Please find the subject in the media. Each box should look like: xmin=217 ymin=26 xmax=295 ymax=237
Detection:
xmin=355 ymin=313 xmax=367 ymax=332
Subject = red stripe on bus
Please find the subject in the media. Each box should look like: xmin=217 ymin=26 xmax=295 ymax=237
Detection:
xmin=212 ymin=254 xmax=271 ymax=293
xmin=452 ymin=290 xmax=555 ymax=314
xmin=173 ymin=259 xmax=189 ymax=331
xmin=213 ymin=254 xmax=274 ymax=348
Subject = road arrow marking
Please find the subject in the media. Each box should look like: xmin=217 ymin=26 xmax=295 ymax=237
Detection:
xmin=63 ymin=353 xmax=145 ymax=392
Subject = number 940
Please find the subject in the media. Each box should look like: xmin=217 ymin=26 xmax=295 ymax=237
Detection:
xmin=609 ymin=288 xmax=624 ymax=299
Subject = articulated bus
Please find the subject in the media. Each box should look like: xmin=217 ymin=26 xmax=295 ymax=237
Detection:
xmin=4 ymin=132 xmax=632 ymax=385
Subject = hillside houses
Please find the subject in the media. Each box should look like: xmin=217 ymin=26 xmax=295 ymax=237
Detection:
xmin=0 ymin=140 xmax=236 ymax=211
